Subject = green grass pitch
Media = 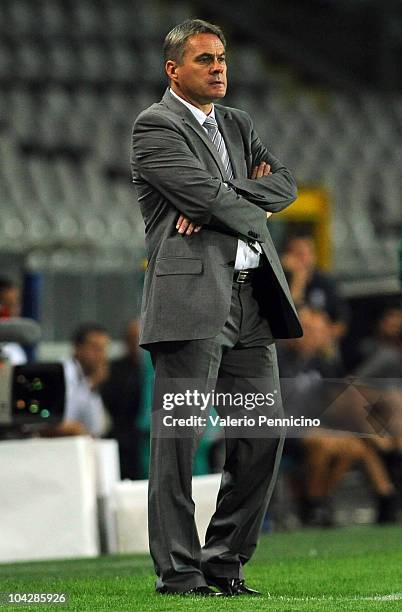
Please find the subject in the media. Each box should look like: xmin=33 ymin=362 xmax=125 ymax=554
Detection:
xmin=1 ymin=525 xmax=401 ymax=611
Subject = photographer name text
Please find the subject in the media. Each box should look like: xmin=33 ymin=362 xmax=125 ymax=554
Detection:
xmin=162 ymin=415 xmax=320 ymax=428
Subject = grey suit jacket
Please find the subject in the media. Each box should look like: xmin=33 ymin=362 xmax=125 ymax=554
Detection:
xmin=131 ymin=88 xmax=303 ymax=347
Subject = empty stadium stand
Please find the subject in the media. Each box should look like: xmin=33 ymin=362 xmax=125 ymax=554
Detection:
xmin=1 ymin=0 xmax=401 ymax=334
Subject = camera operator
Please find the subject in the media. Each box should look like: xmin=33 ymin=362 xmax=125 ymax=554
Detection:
xmin=40 ymin=323 xmax=110 ymax=438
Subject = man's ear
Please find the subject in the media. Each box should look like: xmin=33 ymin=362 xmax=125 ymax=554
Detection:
xmin=165 ymin=60 xmax=178 ymax=83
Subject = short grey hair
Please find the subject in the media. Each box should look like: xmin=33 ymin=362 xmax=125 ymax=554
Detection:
xmin=163 ymin=18 xmax=226 ymax=64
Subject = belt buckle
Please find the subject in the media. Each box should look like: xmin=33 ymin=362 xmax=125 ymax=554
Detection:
xmin=235 ymin=270 xmax=248 ymax=283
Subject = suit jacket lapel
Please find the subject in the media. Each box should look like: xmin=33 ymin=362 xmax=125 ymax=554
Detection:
xmin=215 ymin=107 xmax=247 ymax=179
xmin=161 ymin=89 xmax=226 ymax=179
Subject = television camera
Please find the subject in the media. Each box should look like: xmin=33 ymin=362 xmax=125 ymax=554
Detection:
xmin=0 ymin=318 xmax=65 ymax=435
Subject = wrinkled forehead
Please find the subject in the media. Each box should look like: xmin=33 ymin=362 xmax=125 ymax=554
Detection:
xmin=184 ymin=33 xmax=225 ymax=59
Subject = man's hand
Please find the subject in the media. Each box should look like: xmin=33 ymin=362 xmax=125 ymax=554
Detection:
xmin=176 ymin=162 xmax=273 ymax=233
xmin=251 ymin=161 xmax=272 ymax=180
xmin=39 ymin=420 xmax=88 ymax=438
xmin=176 ymin=214 xmax=202 ymax=235
xmin=89 ymin=361 xmax=109 ymax=390
xmin=251 ymin=162 xmax=273 ymax=219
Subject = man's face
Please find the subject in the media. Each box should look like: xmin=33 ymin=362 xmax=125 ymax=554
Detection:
xmin=0 ymin=287 xmax=21 ymax=317
xmin=167 ymin=33 xmax=227 ymax=106
xmin=378 ymin=308 xmax=402 ymax=338
xmin=75 ymin=332 xmax=110 ymax=375
xmin=287 ymin=238 xmax=316 ymax=271
xmin=297 ymin=308 xmax=331 ymax=354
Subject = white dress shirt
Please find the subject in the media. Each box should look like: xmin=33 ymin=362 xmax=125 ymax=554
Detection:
xmin=63 ymin=357 xmax=107 ymax=437
xmin=169 ymin=88 xmax=261 ymax=270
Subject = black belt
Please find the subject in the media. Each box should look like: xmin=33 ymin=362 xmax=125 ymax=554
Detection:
xmin=233 ymin=268 xmax=258 ymax=284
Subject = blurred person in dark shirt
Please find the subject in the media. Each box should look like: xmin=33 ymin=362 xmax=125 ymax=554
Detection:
xmin=279 ymin=305 xmax=343 ymax=380
xmin=354 ymin=327 xmax=402 ymax=515
xmin=281 ymin=234 xmax=349 ymax=342
xmin=101 ymin=319 xmax=146 ymax=480
xmin=357 ymin=305 xmax=402 ymax=368
xmin=278 ymin=307 xmax=397 ymax=525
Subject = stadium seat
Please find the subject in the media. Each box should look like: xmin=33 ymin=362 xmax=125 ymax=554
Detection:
xmin=0 ymin=0 xmax=399 ymax=285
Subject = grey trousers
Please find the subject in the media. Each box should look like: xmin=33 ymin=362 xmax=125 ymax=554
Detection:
xmin=148 ymin=280 xmax=285 ymax=592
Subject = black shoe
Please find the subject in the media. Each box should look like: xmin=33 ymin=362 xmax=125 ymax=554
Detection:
xmin=157 ymin=585 xmax=223 ymax=597
xmin=299 ymin=496 xmax=335 ymax=528
xmin=205 ymin=575 xmax=261 ymax=596
xmin=381 ymin=449 xmax=402 ymax=489
xmin=376 ymin=493 xmax=398 ymax=523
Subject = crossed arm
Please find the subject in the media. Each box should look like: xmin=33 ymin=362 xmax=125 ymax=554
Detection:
xmin=132 ymin=110 xmax=297 ymax=241
xmin=177 ymin=161 xmax=273 ymax=235
xmin=176 ymin=161 xmax=273 ymax=236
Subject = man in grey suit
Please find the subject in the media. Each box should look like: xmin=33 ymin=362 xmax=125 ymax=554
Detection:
xmin=131 ymin=19 xmax=302 ymax=597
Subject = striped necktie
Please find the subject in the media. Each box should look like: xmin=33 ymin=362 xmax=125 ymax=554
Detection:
xmin=203 ymin=115 xmax=262 ymax=257
xmin=203 ymin=116 xmax=234 ymax=180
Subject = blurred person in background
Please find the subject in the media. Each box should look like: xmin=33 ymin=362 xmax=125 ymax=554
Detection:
xmin=281 ymin=234 xmax=349 ymax=343
xmin=354 ymin=326 xmax=402 ymax=519
xmin=279 ymin=306 xmax=343 ymax=526
xmin=279 ymin=306 xmax=343 ymax=380
xmin=41 ymin=323 xmax=110 ymax=438
xmin=0 ymin=276 xmax=27 ymax=365
xmin=279 ymin=307 xmax=398 ymax=525
xmin=101 ymin=319 xmax=147 ymax=480
xmin=356 ymin=305 xmax=402 ymax=367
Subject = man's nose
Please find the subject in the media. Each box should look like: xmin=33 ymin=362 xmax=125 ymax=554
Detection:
xmin=210 ymin=60 xmax=224 ymax=72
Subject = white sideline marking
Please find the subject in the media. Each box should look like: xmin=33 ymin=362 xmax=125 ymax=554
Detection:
xmin=274 ymin=593 xmax=402 ymax=602
xmin=371 ymin=593 xmax=402 ymax=601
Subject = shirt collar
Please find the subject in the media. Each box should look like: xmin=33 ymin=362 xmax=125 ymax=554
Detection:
xmin=169 ymin=88 xmax=215 ymax=125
